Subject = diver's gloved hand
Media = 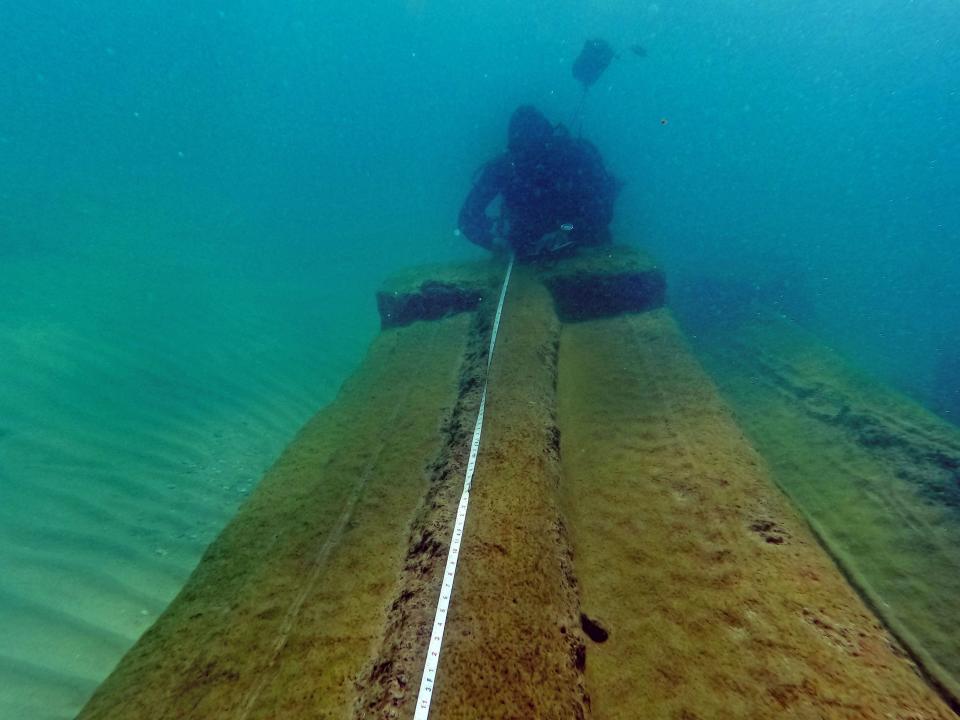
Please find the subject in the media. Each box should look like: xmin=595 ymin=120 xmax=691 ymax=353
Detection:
xmin=535 ymin=230 xmax=576 ymax=256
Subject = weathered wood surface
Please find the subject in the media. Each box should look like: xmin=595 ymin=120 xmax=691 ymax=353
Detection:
xmin=79 ymin=247 xmax=954 ymax=719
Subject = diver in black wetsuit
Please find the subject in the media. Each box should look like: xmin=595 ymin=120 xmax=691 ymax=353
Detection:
xmin=457 ymin=105 xmax=620 ymax=261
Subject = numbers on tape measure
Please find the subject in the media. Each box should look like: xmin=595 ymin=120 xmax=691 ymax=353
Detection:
xmin=412 ymin=255 xmax=514 ymax=720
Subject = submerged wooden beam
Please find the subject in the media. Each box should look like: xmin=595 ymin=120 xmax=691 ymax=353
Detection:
xmin=376 ymin=245 xmax=666 ymax=328
xmin=375 ymin=261 xmax=500 ymax=329
xmin=78 ymin=313 xmax=476 ymax=719
xmin=78 ymin=245 xmax=955 ymax=719
xmin=558 ymin=310 xmax=954 ymax=717
xmin=692 ymin=308 xmax=960 ymax=710
xmin=420 ymin=270 xmax=588 ymax=717
xmin=539 ymin=244 xmax=667 ymax=322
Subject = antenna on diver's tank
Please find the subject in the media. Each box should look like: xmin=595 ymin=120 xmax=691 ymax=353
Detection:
xmin=570 ymin=87 xmax=589 ymax=136
xmin=570 ymin=38 xmax=616 ymax=135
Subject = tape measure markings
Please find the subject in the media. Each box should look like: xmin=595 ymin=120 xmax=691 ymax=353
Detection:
xmin=413 ymin=254 xmax=514 ymax=719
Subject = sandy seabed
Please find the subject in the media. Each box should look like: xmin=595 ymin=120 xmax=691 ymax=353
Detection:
xmin=0 ymin=245 xmax=371 ymax=720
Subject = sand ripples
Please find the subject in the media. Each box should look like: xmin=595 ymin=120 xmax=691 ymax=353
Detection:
xmin=0 ymin=252 xmax=371 ymax=719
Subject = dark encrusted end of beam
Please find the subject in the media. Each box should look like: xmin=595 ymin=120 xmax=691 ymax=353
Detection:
xmin=376 ymin=262 xmax=500 ymax=329
xmin=539 ymin=245 xmax=667 ymax=322
xmin=377 ymin=281 xmax=485 ymax=329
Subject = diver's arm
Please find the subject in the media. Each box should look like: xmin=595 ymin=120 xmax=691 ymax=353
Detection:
xmin=457 ymin=155 xmax=509 ymax=250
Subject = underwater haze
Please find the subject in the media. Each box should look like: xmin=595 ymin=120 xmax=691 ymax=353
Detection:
xmin=1 ymin=1 xmax=958 ymax=718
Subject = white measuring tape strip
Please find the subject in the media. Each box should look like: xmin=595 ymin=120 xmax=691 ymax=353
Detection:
xmin=413 ymin=253 xmax=515 ymax=720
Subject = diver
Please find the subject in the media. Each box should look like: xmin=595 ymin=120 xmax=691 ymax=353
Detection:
xmin=457 ymin=105 xmax=620 ymax=261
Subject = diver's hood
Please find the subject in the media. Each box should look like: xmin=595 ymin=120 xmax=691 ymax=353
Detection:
xmin=508 ymin=105 xmax=554 ymax=155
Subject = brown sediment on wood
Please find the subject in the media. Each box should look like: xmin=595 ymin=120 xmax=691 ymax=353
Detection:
xmin=77 ymin=315 xmax=475 ymax=720
xmin=558 ymin=309 xmax=955 ymax=718
xmin=78 ymin=246 xmax=956 ymax=719
xmin=358 ymin=269 xmax=590 ymax=719
xmin=416 ymin=270 xmax=590 ymax=719
xmin=353 ymin=307 xmax=492 ymax=717
xmin=691 ymin=308 xmax=960 ymax=710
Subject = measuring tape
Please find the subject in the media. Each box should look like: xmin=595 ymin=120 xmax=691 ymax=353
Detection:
xmin=412 ymin=253 xmax=515 ymax=720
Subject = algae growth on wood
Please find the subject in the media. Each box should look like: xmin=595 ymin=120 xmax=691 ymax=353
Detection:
xmin=559 ymin=310 xmax=954 ymax=718
xmin=690 ymin=308 xmax=960 ymax=709
xmin=78 ymin=246 xmax=955 ymax=719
